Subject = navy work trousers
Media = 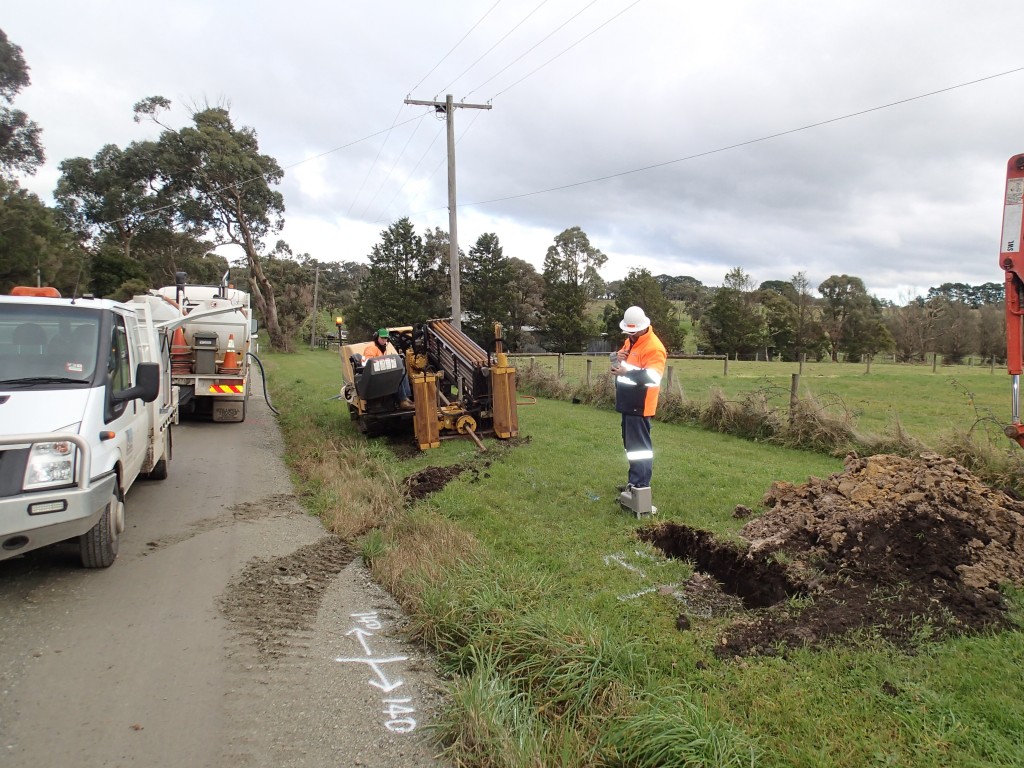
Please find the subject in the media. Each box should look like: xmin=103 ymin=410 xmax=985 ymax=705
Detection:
xmin=621 ymin=413 xmax=653 ymax=488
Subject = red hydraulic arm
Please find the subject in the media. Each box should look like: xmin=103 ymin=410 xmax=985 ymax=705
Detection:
xmin=999 ymin=153 xmax=1024 ymax=446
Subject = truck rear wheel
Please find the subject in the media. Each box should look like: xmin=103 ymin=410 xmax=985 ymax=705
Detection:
xmin=79 ymin=484 xmax=122 ymax=568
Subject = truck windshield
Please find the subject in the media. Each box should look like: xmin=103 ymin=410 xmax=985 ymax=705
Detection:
xmin=0 ymin=305 xmax=103 ymax=388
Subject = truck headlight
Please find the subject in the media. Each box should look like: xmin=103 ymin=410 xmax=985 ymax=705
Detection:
xmin=23 ymin=441 xmax=77 ymax=490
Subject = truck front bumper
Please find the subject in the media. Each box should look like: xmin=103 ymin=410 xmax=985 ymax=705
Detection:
xmin=0 ymin=472 xmax=117 ymax=560
xmin=0 ymin=432 xmax=114 ymax=561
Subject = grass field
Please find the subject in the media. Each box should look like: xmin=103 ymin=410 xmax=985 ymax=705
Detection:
xmin=511 ymin=353 xmax=1011 ymax=444
xmin=263 ymin=348 xmax=1024 ymax=768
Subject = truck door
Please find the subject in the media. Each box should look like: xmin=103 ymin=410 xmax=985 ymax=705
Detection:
xmin=105 ymin=313 xmax=147 ymax=483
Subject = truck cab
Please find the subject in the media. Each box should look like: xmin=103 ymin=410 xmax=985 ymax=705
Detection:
xmin=0 ymin=289 xmax=175 ymax=567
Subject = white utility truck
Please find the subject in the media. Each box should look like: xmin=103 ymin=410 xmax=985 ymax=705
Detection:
xmin=0 ymin=286 xmax=178 ymax=567
xmin=154 ymin=271 xmax=254 ymax=423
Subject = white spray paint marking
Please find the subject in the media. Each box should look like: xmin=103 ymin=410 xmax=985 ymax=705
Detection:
xmin=335 ymin=611 xmax=418 ymax=732
xmin=603 ymin=551 xmax=684 ymax=601
xmin=602 ymin=552 xmax=647 ymax=579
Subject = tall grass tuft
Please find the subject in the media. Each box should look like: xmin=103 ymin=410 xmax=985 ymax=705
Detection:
xmin=598 ymin=692 xmax=760 ymax=768
xmin=433 ymin=647 xmax=585 ymax=768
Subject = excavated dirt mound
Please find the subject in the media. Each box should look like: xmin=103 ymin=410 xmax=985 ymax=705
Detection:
xmin=643 ymin=452 xmax=1024 ymax=657
xmin=403 ymin=464 xmax=481 ymax=501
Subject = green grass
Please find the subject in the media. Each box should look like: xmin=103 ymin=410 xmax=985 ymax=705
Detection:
xmin=262 ymin=347 xmax=1024 ymax=768
xmin=513 ymin=354 xmax=1010 ymax=443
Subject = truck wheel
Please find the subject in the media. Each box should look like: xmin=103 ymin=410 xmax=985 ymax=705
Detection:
xmin=143 ymin=425 xmax=171 ymax=481
xmin=79 ymin=484 xmax=122 ymax=568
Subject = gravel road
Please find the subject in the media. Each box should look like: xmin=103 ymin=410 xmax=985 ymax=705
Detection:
xmin=0 ymin=381 xmax=449 ymax=768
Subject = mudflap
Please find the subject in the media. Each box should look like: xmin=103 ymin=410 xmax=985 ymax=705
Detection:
xmin=212 ymin=398 xmax=246 ymax=423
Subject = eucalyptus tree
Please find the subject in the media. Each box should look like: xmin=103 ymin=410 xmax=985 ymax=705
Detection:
xmin=55 ymin=142 xmax=168 ymax=260
xmin=506 ymin=257 xmax=544 ymax=351
xmin=541 ymin=226 xmax=607 ymax=352
xmin=932 ymin=298 xmax=979 ymax=364
xmin=0 ymin=29 xmax=43 ymax=177
xmin=134 ymin=96 xmax=287 ymax=349
xmin=789 ymin=271 xmax=826 ymax=360
xmin=603 ymin=267 xmax=686 ymax=352
xmin=0 ymin=178 xmax=81 ymax=293
xmin=977 ymin=303 xmax=1005 ymax=364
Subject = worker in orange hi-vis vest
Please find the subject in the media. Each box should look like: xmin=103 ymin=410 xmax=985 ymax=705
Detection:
xmin=610 ymin=306 xmax=667 ymax=499
xmin=362 ymin=327 xmax=414 ymax=409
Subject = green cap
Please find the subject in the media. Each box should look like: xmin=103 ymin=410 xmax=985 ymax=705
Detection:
xmin=376 ymin=328 xmax=390 ymax=338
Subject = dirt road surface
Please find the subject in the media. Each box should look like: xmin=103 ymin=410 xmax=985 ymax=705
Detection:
xmin=0 ymin=385 xmax=449 ymax=767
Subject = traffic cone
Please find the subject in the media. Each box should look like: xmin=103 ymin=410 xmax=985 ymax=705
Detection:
xmin=170 ymin=327 xmax=192 ymax=374
xmin=219 ymin=334 xmax=241 ymax=374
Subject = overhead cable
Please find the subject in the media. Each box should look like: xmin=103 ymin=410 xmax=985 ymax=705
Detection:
xmin=450 ymin=66 xmax=1024 ymax=208
xmin=491 ymin=0 xmax=643 ymax=100
xmin=408 ymin=0 xmax=502 ymax=96
xmin=438 ymin=0 xmax=551 ymax=96
xmin=463 ymin=0 xmax=600 ymax=100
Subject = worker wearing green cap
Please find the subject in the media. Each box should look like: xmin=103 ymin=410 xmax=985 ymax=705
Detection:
xmin=362 ymin=328 xmax=414 ymax=409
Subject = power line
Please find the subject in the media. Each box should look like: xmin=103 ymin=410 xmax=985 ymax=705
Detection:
xmin=491 ymin=0 xmax=642 ymax=99
xmin=345 ymin=104 xmax=408 ymax=216
xmin=463 ymin=0 xmax=600 ymax=100
xmin=98 ymin=114 xmax=429 ymax=229
xmin=438 ymin=0 xmax=551 ymax=96
xmin=445 ymin=66 xmax=1024 ymax=209
xmin=374 ymin=121 xmax=447 ymax=224
xmin=408 ymin=0 xmax=502 ymax=96
xmin=360 ymin=112 xmax=430 ymax=218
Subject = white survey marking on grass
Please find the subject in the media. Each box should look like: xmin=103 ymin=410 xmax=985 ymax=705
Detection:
xmin=603 ymin=552 xmax=647 ymax=579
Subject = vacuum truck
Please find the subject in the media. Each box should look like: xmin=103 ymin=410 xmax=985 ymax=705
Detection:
xmin=153 ymin=271 xmax=255 ymax=423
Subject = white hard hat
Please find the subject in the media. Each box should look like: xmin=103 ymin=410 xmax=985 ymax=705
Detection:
xmin=619 ymin=306 xmax=650 ymax=333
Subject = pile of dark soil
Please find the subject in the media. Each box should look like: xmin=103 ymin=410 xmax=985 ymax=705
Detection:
xmin=403 ymin=464 xmax=480 ymax=501
xmin=644 ymin=452 xmax=1024 ymax=657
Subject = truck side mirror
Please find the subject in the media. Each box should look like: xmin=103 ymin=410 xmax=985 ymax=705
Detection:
xmin=250 ymin=318 xmax=258 ymax=334
xmin=113 ymin=362 xmax=160 ymax=404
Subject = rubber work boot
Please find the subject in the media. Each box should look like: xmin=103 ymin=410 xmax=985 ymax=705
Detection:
xmin=399 ymin=399 xmax=415 ymax=410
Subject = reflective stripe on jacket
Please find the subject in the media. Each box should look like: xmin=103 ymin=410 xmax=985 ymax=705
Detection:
xmin=614 ymin=328 xmax=667 ymax=417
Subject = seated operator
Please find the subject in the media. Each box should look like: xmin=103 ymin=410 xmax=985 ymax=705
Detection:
xmin=362 ymin=327 xmax=415 ymax=409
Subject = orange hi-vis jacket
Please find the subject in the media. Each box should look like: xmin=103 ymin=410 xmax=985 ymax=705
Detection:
xmin=614 ymin=328 xmax=667 ymax=417
xmin=362 ymin=339 xmax=397 ymax=359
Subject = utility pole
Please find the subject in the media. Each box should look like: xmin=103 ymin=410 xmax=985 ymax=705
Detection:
xmin=309 ymin=264 xmax=320 ymax=350
xmin=404 ymin=94 xmax=491 ymax=330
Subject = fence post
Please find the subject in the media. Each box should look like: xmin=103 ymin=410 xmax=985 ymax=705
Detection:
xmin=530 ymin=356 xmax=535 ymax=369
xmin=586 ymin=359 xmax=593 ymax=387
xmin=932 ymin=353 xmax=937 ymax=373
xmin=992 ymin=355 xmax=996 ymax=374
xmin=799 ymin=353 xmax=805 ymax=376
xmin=790 ymin=373 xmax=800 ymax=426
xmin=558 ymin=354 xmax=564 ymax=377
xmin=723 ymin=356 xmax=729 ymax=376
xmin=866 ymin=354 xmax=871 ymax=374
xmin=666 ymin=365 xmax=674 ymax=391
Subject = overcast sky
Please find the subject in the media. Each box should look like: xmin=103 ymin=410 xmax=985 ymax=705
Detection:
xmin=7 ymin=1 xmax=1024 ymax=303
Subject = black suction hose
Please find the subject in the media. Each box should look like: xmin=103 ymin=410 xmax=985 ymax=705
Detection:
xmin=246 ymin=352 xmax=280 ymax=415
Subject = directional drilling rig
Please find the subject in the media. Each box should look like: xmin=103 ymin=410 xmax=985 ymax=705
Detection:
xmin=339 ymin=320 xmax=519 ymax=451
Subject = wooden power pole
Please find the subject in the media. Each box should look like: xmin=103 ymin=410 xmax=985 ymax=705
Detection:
xmin=404 ymin=94 xmax=491 ymax=330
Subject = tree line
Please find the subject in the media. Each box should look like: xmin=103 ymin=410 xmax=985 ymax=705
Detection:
xmin=0 ymin=29 xmax=1007 ymax=362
